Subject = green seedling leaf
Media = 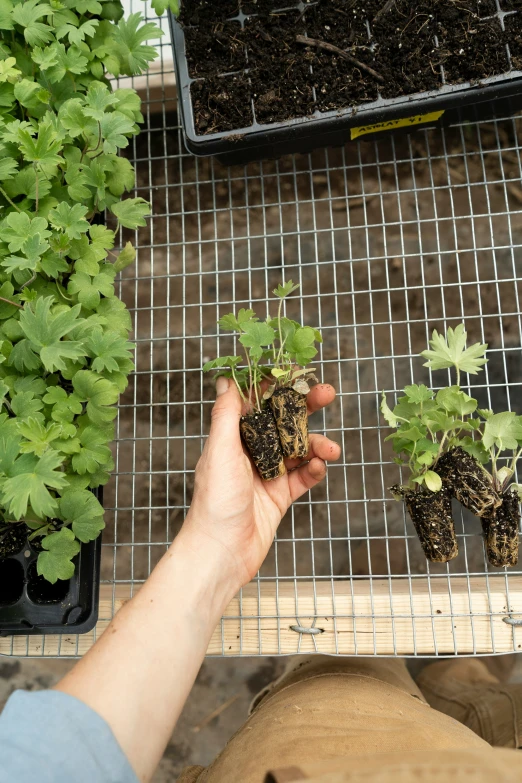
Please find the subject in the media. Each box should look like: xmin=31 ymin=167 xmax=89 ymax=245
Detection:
xmin=72 ymin=370 xmax=119 ymax=426
xmin=112 ymin=13 xmax=163 ymax=76
xmin=483 ymin=412 xmax=522 ymax=452
xmin=403 ymin=384 xmax=434 ymax=404
xmin=203 ymin=356 xmax=242 ymax=372
xmin=381 ymin=393 xmax=401 ymax=428
xmin=110 ymin=197 xmax=149 ymax=229
xmin=19 ymin=297 xmax=86 ymax=373
xmin=460 ymin=436 xmax=489 ymax=464
xmin=71 ymin=426 xmax=112 ymax=475
xmin=273 ymin=280 xmax=299 ymax=299
xmin=239 ymin=321 xmax=276 ymax=360
xmin=285 ymin=325 xmax=318 ymax=366
xmin=17 ymin=418 xmax=63 ymax=457
xmin=49 ymin=202 xmax=90 ymax=240
xmin=37 ymin=527 xmax=81 ymax=584
xmin=413 ymin=470 xmax=442 ymax=493
xmin=113 ymin=242 xmax=136 ymax=273
xmin=477 ymin=408 xmax=494 ymax=420
xmin=421 ymin=324 xmax=487 ymax=376
xmin=497 ymin=466 xmax=514 ymax=487
xmin=59 ymin=490 xmax=105 ymax=543
xmin=1 ymin=449 xmax=68 ymax=520
xmin=436 ymin=386 xmax=477 ymax=417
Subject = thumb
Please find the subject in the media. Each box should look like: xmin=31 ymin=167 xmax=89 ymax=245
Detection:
xmin=208 ymin=377 xmax=243 ymax=449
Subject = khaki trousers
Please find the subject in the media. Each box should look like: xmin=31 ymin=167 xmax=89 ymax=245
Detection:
xmin=178 ymin=656 xmax=522 ymax=783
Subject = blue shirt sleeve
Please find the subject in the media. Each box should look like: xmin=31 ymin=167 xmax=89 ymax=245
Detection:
xmin=0 ymin=689 xmax=139 ymax=783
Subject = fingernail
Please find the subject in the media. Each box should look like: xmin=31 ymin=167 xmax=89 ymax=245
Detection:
xmin=216 ymin=376 xmax=229 ymax=396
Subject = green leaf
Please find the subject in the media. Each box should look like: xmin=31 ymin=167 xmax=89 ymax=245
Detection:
xmin=85 ymin=328 xmax=134 ymax=373
xmin=421 ymin=324 xmax=487 ymax=377
xmin=12 ymin=0 xmax=54 ymax=47
xmin=381 ymin=392 xmax=400 ymax=428
xmin=239 ymin=321 xmax=275 ymax=360
xmin=110 ymin=197 xmax=149 ymax=229
xmin=71 ymin=426 xmax=112 ymax=474
xmin=285 ymin=325 xmax=318 ymax=366
xmin=96 ymin=297 xmax=132 ymax=336
xmin=8 ymin=339 xmax=41 ymax=372
xmin=0 ymin=212 xmax=50 ymax=253
xmin=49 ymin=202 xmax=90 ymax=239
xmin=113 ymin=241 xmax=135 ymax=273
xmin=72 ymin=370 xmax=119 ymax=426
xmin=436 ymin=386 xmax=477 ymax=417
xmin=68 ymin=269 xmax=115 ymax=310
xmin=424 ymin=470 xmax=442 ymax=493
xmin=113 ymin=13 xmax=163 ymax=76
xmin=460 ymin=436 xmax=489 ymax=464
xmin=17 ymin=121 xmax=63 ymax=168
xmin=59 ymin=98 xmax=97 ymax=138
xmin=273 ymin=279 xmax=299 ymax=299
xmin=17 ymin=418 xmax=63 ymax=457
xmin=2 ymin=450 xmax=68 ymax=520
xmin=11 ymin=392 xmax=44 ymax=419
xmin=0 ymin=157 xmax=18 ymax=180
xmin=59 ymin=490 xmax=105 ymax=543
xmin=0 ymin=56 xmax=19 ymax=83
xmin=203 ymin=356 xmax=242 ymax=372
xmin=150 ymin=0 xmax=180 ymax=14
xmin=19 ymin=297 xmax=86 ymax=373
xmin=37 ymin=527 xmax=81 ymax=584
xmin=403 ymin=384 xmax=433 ymax=404
xmin=482 ymin=412 xmax=522 ymax=452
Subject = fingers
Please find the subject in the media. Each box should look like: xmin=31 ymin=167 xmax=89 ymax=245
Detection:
xmin=306 ymin=383 xmax=336 ymax=415
xmin=207 ymin=377 xmax=243 ymax=452
xmin=284 ymin=432 xmax=341 ymax=471
xmin=287 ymin=457 xmax=327 ymax=502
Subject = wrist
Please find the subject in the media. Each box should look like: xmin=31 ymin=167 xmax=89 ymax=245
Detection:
xmin=167 ymin=523 xmax=239 ymax=618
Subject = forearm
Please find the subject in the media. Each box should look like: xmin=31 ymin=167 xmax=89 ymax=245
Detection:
xmin=54 ymin=527 xmax=237 ymax=783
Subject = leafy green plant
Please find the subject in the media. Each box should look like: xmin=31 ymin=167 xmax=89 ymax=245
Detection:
xmin=0 ymin=1 xmax=162 ymax=583
xmin=203 ymin=281 xmax=322 ymax=411
xmin=381 ymin=324 xmax=522 ymax=499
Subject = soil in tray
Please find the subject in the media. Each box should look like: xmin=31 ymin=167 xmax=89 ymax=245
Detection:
xmin=0 ymin=525 xmax=28 ymax=559
xmin=191 ymin=75 xmax=253 ymax=134
xmin=504 ymin=12 xmax=522 ymax=71
xmin=181 ymin=0 xmax=516 ymax=135
xmin=185 ymin=22 xmax=246 ymax=77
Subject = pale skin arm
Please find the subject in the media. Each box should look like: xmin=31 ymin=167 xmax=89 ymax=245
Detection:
xmin=54 ymin=378 xmax=340 ymax=783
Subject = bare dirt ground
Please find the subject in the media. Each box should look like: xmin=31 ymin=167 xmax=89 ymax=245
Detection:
xmin=2 ymin=113 xmax=521 ymax=780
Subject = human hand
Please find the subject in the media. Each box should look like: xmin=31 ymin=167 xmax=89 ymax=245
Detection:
xmin=181 ymin=377 xmax=340 ymax=594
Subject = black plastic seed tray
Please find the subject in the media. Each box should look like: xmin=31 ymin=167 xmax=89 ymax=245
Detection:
xmin=0 ymin=490 xmax=102 ymax=636
xmin=170 ymin=2 xmax=522 ymax=165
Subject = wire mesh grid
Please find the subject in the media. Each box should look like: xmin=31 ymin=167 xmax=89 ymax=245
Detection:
xmin=2 ymin=2 xmax=522 ymax=658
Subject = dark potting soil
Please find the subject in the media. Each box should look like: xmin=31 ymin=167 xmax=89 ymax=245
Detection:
xmin=392 ymin=483 xmax=458 ymax=563
xmin=181 ymin=0 xmax=518 ymax=135
xmin=185 ymin=22 xmax=246 ymax=77
xmin=481 ymin=487 xmax=520 ymax=567
xmin=240 ymin=409 xmax=286 ymax=481
xmin=436 ymin=446 xmax=501 ymax=517
xmin=190 ymin=75 xmax=253 ymax=133
xmin=504 ymin=12 xmax=522 ymax=71
xmin=269 ymin=387 xmax=309 ymax=459
xmin=0 ymin=525 xmax=28 ymax=559
xmin=26 ymin=562 xmax=70 ymax=604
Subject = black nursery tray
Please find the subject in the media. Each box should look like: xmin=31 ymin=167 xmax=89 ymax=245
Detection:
xmin=170 ymin=0 xmax=522 ymax=164
xmin=0 ymin=490 xmax=102 ymax=637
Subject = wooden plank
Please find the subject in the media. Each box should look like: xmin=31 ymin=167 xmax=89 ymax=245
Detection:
xmin=1 ymin=578 xmax=521 ymax=657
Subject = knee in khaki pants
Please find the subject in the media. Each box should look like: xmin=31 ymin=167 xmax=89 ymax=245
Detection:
xmin=178 ymin=657 xmax=490 ymax=783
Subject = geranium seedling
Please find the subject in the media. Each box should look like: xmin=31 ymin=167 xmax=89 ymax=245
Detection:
xmin=382 ymin=324 xmax=522 ymax=566
xmin=204 ymin=281 xmax=322 ymax=480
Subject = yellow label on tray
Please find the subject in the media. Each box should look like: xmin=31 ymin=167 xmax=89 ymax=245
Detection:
xmin=350 ymin=110 xmax=445 ymax=140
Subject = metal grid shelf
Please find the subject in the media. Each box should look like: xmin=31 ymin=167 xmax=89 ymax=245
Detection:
xmin=1 ymin=2 xmax=522 ymax=658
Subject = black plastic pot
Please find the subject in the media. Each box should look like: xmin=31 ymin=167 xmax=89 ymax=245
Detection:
xmin=0 ymin=489 xmax=102 ymax=636
xmin=169 ymin=3 xmax=522 ymax=165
